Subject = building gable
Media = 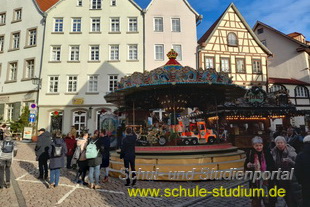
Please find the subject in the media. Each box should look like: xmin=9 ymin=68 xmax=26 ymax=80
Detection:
xmin=146 ymin=0 xmax=200 ymax=20
xmin=198 ymin=3 xmax=272 ymax=56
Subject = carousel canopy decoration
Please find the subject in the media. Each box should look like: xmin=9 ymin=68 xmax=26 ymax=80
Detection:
xmin=218 ymin=86 xmax=300 ymax=117
xmin=105 ymin=50 xmax=246 ymax=110
xmin=117 ymin=49 xmax=233 ymax=90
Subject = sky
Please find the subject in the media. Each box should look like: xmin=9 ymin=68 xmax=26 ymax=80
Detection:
xmin=134 ymin=0 xmax=310 ymax=40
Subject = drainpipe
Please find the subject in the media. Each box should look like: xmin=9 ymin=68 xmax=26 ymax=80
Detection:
xmin=36 ymin=12 xmax=47 ymax=130
xmin=142 ymin=9 xmax=146 ymax=72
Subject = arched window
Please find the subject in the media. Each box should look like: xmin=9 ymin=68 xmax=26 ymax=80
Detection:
xmin=227 ymin=32 xmax=238 ymax=46
xmin=295 ymin=86 xmax=309 ymax=97
xmin=269 ymin=84 xmax=286 ymax=93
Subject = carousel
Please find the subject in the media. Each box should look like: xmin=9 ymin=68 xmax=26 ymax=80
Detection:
xmin=104 ymin=50 xmax=247 ymax=180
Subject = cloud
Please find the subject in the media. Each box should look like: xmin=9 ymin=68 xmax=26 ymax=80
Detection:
xmin=239 ymin=0 xmax=310 ymax=37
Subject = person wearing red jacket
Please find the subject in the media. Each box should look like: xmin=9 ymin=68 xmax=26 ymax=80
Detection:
xmin=64 ymin=133 xmax=76 ymax=169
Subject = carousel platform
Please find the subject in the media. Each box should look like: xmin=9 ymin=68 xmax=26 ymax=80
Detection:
xmin=109 ymin=143 xmax=245 ymax=181
xmin=134 ymin=143 xmax=238 ymax=155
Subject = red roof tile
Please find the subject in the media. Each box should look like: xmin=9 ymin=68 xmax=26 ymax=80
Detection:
xmin=269 ymin=78 xmax=310 ymax=86
xmin=35 ymin=0 xmax=59 ymax=12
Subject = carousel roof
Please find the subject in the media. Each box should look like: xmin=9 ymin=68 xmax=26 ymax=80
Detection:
xmin=104 ymin=50 xmax=246 ymax=110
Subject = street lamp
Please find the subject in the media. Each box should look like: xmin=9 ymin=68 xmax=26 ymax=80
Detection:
xmin=31 ymin=77 xmax=42 ymax=89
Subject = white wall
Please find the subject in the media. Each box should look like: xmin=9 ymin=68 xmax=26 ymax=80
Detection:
xmin=0 ymin=0 xmax=44 ymax=121
xmin=255 ymin=26 xmax=310 ymax=83
xmin=38 ymin=0 xmax=143 ymax=134
xmin=145 ymin=0 xmax=198 ymax=70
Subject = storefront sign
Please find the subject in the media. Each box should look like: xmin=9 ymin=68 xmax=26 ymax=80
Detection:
xmin=23 ymin=127 xmax=33 ymax=140
xmin=72 ymin=98 xmax=84 ymax=105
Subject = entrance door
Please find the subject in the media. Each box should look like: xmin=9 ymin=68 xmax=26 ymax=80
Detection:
xmin=73 ymin=111 xmax=87 ymax=136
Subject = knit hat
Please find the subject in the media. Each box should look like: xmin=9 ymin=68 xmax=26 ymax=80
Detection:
xmin=275 ymin=136 xmax=286 ymax=143
xmin=303 ymin=135 xmax=310 ymax=143
xmin=252 ymin=136 xmax=263 ymax=144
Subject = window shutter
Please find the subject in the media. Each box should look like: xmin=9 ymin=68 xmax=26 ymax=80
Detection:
xmin=13 ymin=102 xmax=21 ymax=121
xmin=0 ymin=104 xmax=4 ymax=120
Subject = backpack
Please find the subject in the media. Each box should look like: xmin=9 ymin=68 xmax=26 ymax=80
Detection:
xmin=52 ymin=140 xmax=63 ymax=157
xmin=2 ymin=140 xmax=14 ymax=153
xmin=85 ymin=139 xmax=99 ymax=159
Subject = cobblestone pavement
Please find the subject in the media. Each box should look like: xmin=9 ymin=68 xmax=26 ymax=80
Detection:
xmin=1 ymin=142 xmax=288 ymax=207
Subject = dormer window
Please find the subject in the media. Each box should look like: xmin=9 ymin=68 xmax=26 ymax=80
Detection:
xmin=227 ymin=32 xmax=238 ymax=46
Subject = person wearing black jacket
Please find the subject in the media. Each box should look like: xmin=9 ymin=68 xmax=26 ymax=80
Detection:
xmin=120 ymin=127 xmax=137 ymax=187
xmin=99 ymin=129 xmax=110 ymax=183
xmin=35 ymin=128 xmax=52 ymax=180
xmin=295 ymin=135 xmax=310 ymax=207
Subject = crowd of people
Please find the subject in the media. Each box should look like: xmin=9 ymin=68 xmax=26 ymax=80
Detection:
xmin=34 ymin=126 xmax=137 ymax=189
xmin=245 ymin=127 xmax=310 ymax=207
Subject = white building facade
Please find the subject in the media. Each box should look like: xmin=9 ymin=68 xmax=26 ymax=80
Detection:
xmin=38 ymin=0 xmax=144 ymax=135
xmin=0 ymin=0 xmax=45 ymax=123
xmin=254 ymin=22 xmax=310 ymax=130
xmin=144 ymin=0 xmax=201 ymax=70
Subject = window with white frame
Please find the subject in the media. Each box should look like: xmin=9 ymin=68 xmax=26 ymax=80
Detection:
xmin=90 ymin=45 xmax=99 ymax=61
xmin=0 ymin=13 xmax=6 ymax=25
xmin=227 ymin=32 xmax=238 ymax=46
xmin=69 ymin=45 xmax=80 ymax=61
xmin=111 ymin=0 xmax=116 ymax=6
xmin=88 ymin=75 xmax=98 ymax=92
xmin=7 ymin=103 xmax=14 ymax=121
xmin=172 ymin=44 xmax=182 ymax=60
xmin=67 ymin=76 xmax=78 ymax=92
xmin=109 ymin=75 xmax=118 ymax=91
xmin=252 ymin=59 xmax=262 ymax=73
xmin=25 ymin=59 xmax=34 ymax=79
xmin=13 ymin=9 xmax=22 ymax=21
xmin=54 ymin=18 xmax=63 ymax=32
xmin=8 ymin=62 xmax=17 ymax=81
xmin=28 ymin=29 xmax=37 ymax=46
xmin=91 ymin=17 xmax=100 ymax=32
xmin=48 ymin=76 xmax=59 ymax=93
xmin=110 ymin=17 xmax=120 ymax=32
xmin=128 ymin=17 xmax=137 ymax=32
xmin=171 ymin=18 xmax=180 ymax=32
xmin=155 ymin=44 xmax=164 ymax=60
xmin=0 ymin=36 xmax=4 ymax=52
xmin=128 ymin=44 xmax=138 ymax=60
xmin=51 ymin=46 xmax=61 ymax=61
xmin=110 ymin=45 xmax=119 ymax=60
xmin=295 ymin=86 xmax=309 ymax=97
xmin=269 ymin=84 xmax=285 ymax=93
xmin=12 ymin=32 xmax=20 ymax=49
xmin=91 ymin=0 xmax=101 ymax=9
xmin=205 ymin=57 xmax=214 ymax=69
xmin=220 ymin=58 xmax=230 ymax=72
xmin=72 ymin=18 xmax=81 ymax=32
xmin=154 ymin=17 xmax=163 ymax=32
xmin=236 ymin=58 xmax=245 ymax=73
xmin=77 ymin=0 xmax=83 ymax=6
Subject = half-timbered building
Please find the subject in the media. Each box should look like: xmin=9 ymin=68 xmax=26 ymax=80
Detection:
xmin=197 ymin=3 xmax=272 ymax=91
